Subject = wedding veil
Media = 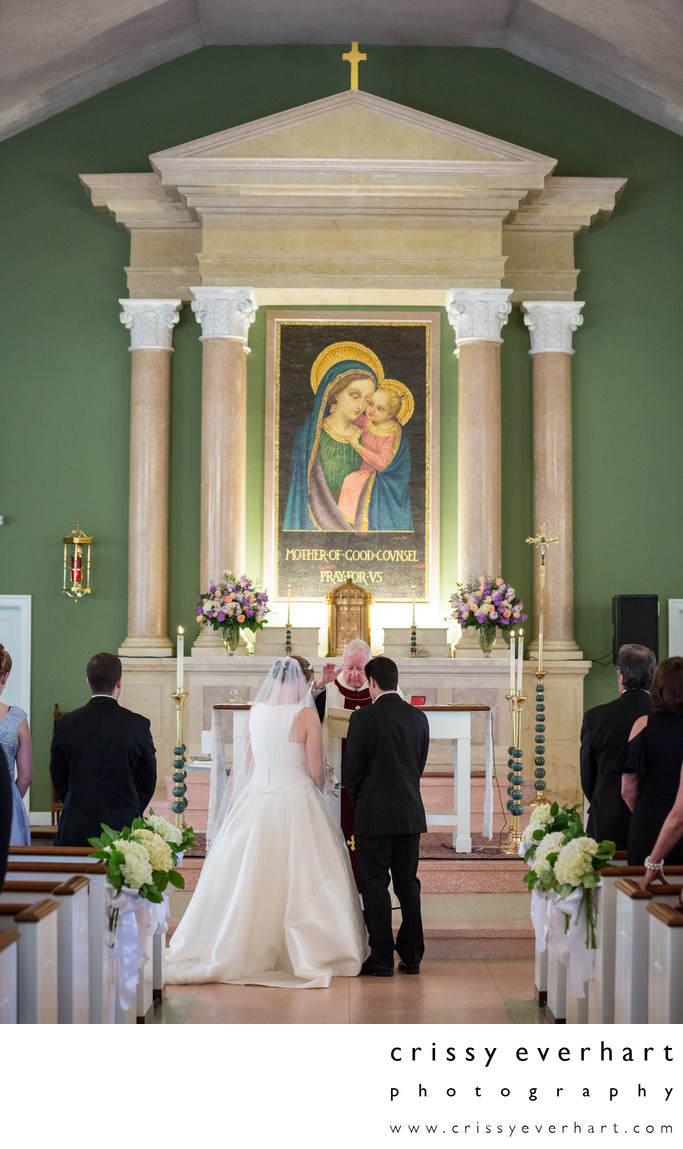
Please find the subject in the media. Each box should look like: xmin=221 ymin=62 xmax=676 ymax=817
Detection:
xmin=207 ymin=655 xmax=317 ymax=849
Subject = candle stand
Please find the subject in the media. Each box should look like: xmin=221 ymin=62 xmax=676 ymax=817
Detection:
xmin=501 ymin=690 xmax=527 ymax=854
xmin=410 ymin=624 xmax=417 ymax=657
xmin=171 ymin=688 xmax=189 ymax=830
xmin=531 ymin=671 xmax=547 ymax=806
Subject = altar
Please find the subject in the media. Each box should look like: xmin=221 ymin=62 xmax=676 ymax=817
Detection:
xmin=210 ymin=701 xmax=493 ymax=852
xmin=119 ymin=651 xmax=589 ymax=811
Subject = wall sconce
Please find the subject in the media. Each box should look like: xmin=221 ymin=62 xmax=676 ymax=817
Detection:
xmin=62 ymin=524 xmax=93 ymax=601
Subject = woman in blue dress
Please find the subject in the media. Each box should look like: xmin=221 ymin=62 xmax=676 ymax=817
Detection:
xmin=0 ymin=644 xmax=32 ymax=845
xmin=283 ymin=342 xmax=413 ymax=533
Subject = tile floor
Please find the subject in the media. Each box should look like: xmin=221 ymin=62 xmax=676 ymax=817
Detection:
xmin=156 ymin=892 xmax=545 ymax=1025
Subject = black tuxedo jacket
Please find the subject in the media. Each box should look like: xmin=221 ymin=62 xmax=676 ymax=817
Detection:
xmin=579 ymin=690 xmax=651 ymax=848
xmin=50 ymin=696 xmax=157 ymax=847
xmin=342 ymin=692 xmax=429 ymax=835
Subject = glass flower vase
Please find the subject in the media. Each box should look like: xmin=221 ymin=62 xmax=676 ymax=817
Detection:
xmin=478 ymin=625 xmax=497 ymax=657
xmin=222 ymin=627 xmax=240 ymax=655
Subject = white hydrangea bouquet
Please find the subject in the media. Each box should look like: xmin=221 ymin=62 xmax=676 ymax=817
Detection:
xmin=89 ymin=811 xmax=195 ymax=904
xmin=520 ymin=801 xmax=615 ymax=948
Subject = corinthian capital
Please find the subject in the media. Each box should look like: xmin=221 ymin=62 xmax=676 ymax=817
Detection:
xmin=522 ymin=301 xmax=585 ymax=355
xmin=191 ymin=287 xmax=259 ymax=343
xmin=445 ymin=289 xmax=513 ymax=348
xmin=119 ymin=299 xmax=182 ymax=350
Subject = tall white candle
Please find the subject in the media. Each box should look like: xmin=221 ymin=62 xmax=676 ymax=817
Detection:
xmin=509 ymin=630 xmax=515 ymax=694
xmin=516 ymin=628 xmax=524 ymax=694
xmin=176 ymin=626 xmax=184 ymax=691
xmin=287 ymin=585 xmax=291 ymax=626
xmin=412 ymin=585 xmax=416 ymax=627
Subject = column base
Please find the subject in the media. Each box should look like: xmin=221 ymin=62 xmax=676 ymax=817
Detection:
xmin=118 ymin=636 xmax=173 ymax=658
xmin=527 ymin=640 xmax=584 ymax=661
xmin=192 ymin=629 xmax=226 ymax=657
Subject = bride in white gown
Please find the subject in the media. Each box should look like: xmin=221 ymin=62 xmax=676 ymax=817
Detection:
xmin=165 ymin=655 xmax=367 ymax=988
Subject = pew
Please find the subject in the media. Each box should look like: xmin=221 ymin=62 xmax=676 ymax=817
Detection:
xmin=586 ymin=864 xmax=683 ymax=1024
xmin=646 ymin=903 xmax=683 ymax=1023
xmin=613 ymin=880 xmax=682 ymax=1024
xmin=7 ymin=841 xmax=169 ymax=1020
xmin=0 ymin=900 xmax=59 ymax=1023
xmin=0 ymin=877 xmax=90 ymax=1023
xmin=7 ymin=857 xmax=115 ymax=1023
xmin=533 ymin=850 xmax=629 ymax=1010
xmin=0 ymin=929 xmax=20 ymax=1024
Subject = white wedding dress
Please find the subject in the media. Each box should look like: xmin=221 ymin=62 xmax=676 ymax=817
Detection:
xmin=165 ymin=701 xmax=367 ymax=988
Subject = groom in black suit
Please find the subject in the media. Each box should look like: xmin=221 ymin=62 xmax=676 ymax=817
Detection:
xmin=343 ymin=656 xmax=429 ymax=976
xmin=50 ymin=652 xmax=157 ymax=847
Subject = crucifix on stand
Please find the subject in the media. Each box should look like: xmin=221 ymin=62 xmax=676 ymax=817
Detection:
xmin=342 ymin=41 xmax=367 ymax=90
xmin=526 ymin=525 xmax=559 ymax=806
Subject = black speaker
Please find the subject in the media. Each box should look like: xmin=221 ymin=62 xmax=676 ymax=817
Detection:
xmin=612 ymin=595 xmax=659 ymax=663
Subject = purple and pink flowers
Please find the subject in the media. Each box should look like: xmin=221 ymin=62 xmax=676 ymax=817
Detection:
xmin=195 ymin=572 xmax=270 ymax=637
xmin=449 ymin=576 xmax=526 ymax=633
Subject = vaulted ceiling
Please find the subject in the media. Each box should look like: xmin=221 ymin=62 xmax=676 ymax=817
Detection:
xmin=2 ymin=0 xmax=681 ymax=142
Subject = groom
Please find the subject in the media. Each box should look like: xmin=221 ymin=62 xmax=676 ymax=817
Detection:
xmin=343 ymin=656 xmax=430 ymax=976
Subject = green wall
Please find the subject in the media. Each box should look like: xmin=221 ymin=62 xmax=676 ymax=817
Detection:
xmin=2 ymin=47 xmax=681 ymax=806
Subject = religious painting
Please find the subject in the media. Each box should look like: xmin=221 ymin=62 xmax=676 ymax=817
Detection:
xmin=264 ymin=311 xmax=440 ymax=603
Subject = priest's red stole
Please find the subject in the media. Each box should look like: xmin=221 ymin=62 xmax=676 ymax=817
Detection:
xmin=336 ymin=676 xmax=372 ymax=889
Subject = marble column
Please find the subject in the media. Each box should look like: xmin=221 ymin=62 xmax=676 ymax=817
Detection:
xmin=118 ymin=299 xmax=181 ymax=657
xmin=191 ymin=286 xmax=258 ymax=651
xmin=445 ymin=288 xmax=512 ymax=586
xmin=522 ymin=301 xmax=585 ymax=659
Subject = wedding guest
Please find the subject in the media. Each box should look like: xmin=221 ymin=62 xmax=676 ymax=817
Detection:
xmin=579 ymin=643 xmax=655 ymax=847
xmin=621 ymin=656 xmax=683 ymax=866
xmin=640 ymin=761 xmax=683 ymax=906
xmin=0 ymin=746 xmax=13 ymax=887
xmin=0 ymin=643 xmax=33 ymax=845
xmin=50 ymin=652 xmax=157 ymax=847
xmin=343 ymin=656 xmax=430 ymax=976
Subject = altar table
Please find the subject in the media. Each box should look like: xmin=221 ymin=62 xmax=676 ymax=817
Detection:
xmin=210 ymin=703 xmax=492 ymax=854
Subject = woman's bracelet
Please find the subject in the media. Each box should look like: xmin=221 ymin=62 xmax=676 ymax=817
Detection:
xmin=644 ymin=855 xmax=664 ymax=871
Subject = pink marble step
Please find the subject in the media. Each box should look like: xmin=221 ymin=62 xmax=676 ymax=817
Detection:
xmin=166 ymin=914 xmax=534 ymax=960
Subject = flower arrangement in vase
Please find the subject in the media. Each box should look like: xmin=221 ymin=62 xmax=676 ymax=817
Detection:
xmin=449 ymin=576 xmax=527 ymax=656
xmin=195 ymin=571 xmax=270 ymax=654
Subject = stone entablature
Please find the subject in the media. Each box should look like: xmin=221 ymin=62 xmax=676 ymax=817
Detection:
xmin=81 ymin=90 xmax=626 ymax=305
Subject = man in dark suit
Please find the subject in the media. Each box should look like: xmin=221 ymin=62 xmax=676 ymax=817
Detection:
xmin=343 ymin=656 xmax=429 ymax=977
xmin=50 ymin=652 xmax=157 ymax=847
xmin=580 ymin=643 xmax=656 ymax=848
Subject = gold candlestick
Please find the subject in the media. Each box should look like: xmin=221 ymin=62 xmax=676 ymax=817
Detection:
xmin=171 ymin=687 xmax=189 ymax=830
xmin=526 ymin=526 xmax=558 ymax=809
xmin=500 ymin=690 xmax=527 ymax=854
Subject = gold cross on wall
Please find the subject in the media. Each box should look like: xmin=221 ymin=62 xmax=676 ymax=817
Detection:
xmin=343 ymin=41 xmax=367 ymax=90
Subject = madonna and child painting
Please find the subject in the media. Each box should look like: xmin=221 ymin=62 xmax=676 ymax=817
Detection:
xmin=283 ymin=340 xmax=415 ymax=534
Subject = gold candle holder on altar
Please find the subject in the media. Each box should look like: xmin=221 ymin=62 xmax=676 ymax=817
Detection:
xmin=500 ymin=691 xmax=527 ymax=854
xmin=171 ymin=688 xmax=189 ymax=830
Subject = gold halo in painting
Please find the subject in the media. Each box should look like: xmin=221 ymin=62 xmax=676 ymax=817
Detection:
xmin=378 ymin=379 xmax=415 ymax=426
xmin=310 ymin=341 xmax=384 ymax=394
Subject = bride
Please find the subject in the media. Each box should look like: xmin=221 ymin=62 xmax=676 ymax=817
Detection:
xmin=165 ymin=655 xmax=367 ymax=988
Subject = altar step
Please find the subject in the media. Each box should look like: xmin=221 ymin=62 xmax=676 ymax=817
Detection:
xmin=152 ymin=772 xmax=538 ymax=836
xmin=166 ymin=887 xmax=535 ymax=961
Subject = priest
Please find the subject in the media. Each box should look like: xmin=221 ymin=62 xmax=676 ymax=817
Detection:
xmin=313 ymin=638 xmax=373 ymax=886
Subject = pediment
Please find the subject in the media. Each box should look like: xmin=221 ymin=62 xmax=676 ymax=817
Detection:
xmin=150 ymin=90 xmax=555 ymax=173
